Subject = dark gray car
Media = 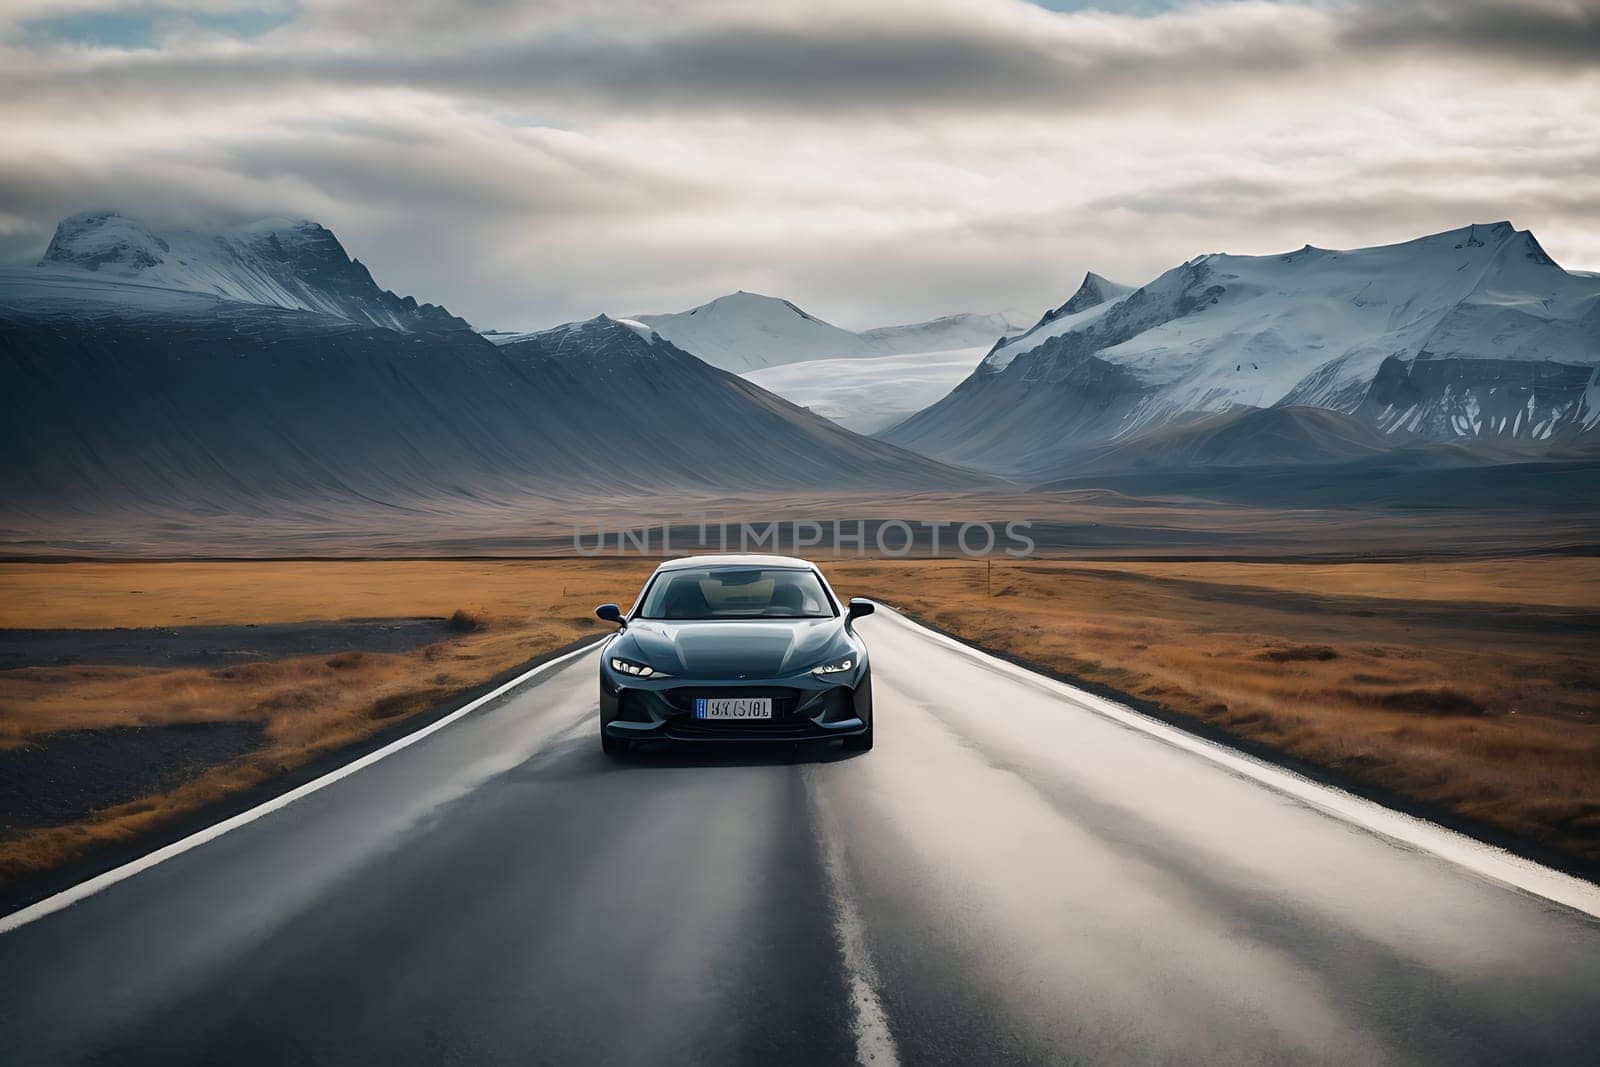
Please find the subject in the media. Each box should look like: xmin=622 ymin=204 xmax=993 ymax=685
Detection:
xmin=594 ymin=554 xmax=874 ymax=754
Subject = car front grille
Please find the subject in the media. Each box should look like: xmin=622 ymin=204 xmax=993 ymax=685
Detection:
xmin=665 ymin=719 xmax=823 ymax=740
xmin=658 ymin=686 xmax=817 ymax=735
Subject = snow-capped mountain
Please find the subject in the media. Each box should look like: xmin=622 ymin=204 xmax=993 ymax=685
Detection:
xmin=635 ymin=292 xmax=867 ymax=371
xmin=745 ymin=346 xmax=991 ymax=434
xmin=482 ymin=315 xmax=657 ymax=350
xmin=884 ymin=223 xmax=1600 ymax=479
xmin=0 ymin=272 xmax=984 ymax=526
xmin=632 ymin=290 xmax=1019 ymax=372
xmin=28 ymin=210 xmax=469 ymax=332
xmin=857 ymin=311 xmax=1024 ymax=356
xmin=490 ymin=317 xmax=989 ymax=489
xmin=996 ymin=271 xmax=1135 ymax=359
xmin=627 ymin=290 xmax=1020 ymax=429
xmin=972 ymin=270 xmax=1136 ymax=374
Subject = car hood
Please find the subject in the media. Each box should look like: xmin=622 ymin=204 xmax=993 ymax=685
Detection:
xmin=615 ymin=618 xmax=848 ymax=679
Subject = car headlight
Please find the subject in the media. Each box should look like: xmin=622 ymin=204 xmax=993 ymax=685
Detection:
xmin=812 ymin=656 xmax=854 ymax=677
xmin=610 ymin=656 xmax=660 ymax=678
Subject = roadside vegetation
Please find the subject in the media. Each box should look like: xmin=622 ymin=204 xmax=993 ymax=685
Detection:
xmin=823 ymin=557 xmax=1600 ymax=874
xmin=1 ymin=554 xmax=1596 ymax=885
xmin=0 ymin=560 xmax=654 ymax=883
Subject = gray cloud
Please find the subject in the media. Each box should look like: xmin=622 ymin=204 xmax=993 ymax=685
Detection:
xmin=14 ymin=0 xmax=1592 ymax=120
xmin=2 ymin=11 xmax=1322 ymax=118
xmin=1343 ymin=0 xmax=1600 ymax=67
xmin=1 ymin=0 xmax=1596 ymax=330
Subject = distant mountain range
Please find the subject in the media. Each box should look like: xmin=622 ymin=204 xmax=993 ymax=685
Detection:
xmin=629 ymin=291 xmax=1019 ymax=373
xmin=883 ymin=222 xmax=1600 ymax=480
xmin=0 ymin=214 xmax=984 ymax=524
xmin=31 ymin=211 xmax=470 ymax=332
xmin=742 ymin=347 xmax=997 ymax=435
xmin=3 ymin=210 xmax=1596 ymax=540
xmin=590 ymin=290 xmax=1020 ymax=432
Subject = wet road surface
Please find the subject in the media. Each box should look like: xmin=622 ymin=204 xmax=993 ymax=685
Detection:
xmin=2 ymin=608 xmax=1598 ymax=1064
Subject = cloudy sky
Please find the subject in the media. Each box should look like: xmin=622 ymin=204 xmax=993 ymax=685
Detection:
xmin=2 ymin=0 xmax=1597 ymax=331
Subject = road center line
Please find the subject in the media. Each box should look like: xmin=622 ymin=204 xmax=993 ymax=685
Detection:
xmin=808 ymin=776 xmax=901 ymax=1067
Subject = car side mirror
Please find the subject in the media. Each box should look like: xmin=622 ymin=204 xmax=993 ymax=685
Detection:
xmin=847 ymin=598 xmax=875 ymax=621
xmin=595 ymin=603 xmax=626 ymax=627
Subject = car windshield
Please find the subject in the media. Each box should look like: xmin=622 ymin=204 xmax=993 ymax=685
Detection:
xmin=638 ymin=567 xmax=835 ymax=620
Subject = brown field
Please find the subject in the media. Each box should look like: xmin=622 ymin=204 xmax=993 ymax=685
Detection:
xmin=1059 ymin=558 xmax=1600 ymax=608
xmin=0 ymin=560 xmax=654 ymax=882
xmin=2 ymin=554 xmax=1598 ymax=884
xmin=822 ymin=557 xmax=1600 ymax=871
xmin=0 ymin=560 xmax=656 ymax=631
xmin=7 ymin=486 xmax=1597 ymax=562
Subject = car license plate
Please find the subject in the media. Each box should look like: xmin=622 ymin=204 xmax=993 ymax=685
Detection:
xmin=696 ymin=697 xmax=772 ymax=720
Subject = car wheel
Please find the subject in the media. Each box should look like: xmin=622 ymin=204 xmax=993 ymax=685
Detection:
xmin=601 ymin=728 xmax=630 ymax=756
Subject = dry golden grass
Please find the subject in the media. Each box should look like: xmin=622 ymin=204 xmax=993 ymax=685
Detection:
xmin=0 ymin=560 xmax=657 ymax=629
xmin=1063 ymin=558 xmax=1600 ymax=608
xmin=822 ymin=557 xmax=1600 ymax=870
xmin=0 ymin=560 xmax=657 ymax=882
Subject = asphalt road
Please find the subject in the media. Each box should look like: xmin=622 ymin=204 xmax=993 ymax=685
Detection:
xmin=2 ymin=609 xmax=1599 ymax=1065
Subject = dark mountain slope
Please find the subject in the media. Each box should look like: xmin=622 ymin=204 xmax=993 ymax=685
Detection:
xmin=0 ymin=306 xmax=987 ymax=522
xmin=1056 ymin=406 xmax=1393 ymax=475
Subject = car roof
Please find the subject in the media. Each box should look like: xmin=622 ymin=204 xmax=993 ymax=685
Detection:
xmin=653 ymin=554 xmax=816 ymax=571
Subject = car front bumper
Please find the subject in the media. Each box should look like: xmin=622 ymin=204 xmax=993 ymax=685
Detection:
xmin=600 ymin=663 xmax=871 ymax=744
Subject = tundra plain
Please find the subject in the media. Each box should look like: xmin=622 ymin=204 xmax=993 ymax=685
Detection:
xmin=2 ymin=551 xmax=1595 ymax=894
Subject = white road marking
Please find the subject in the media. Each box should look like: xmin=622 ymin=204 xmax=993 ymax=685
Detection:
xmin=873 ymin=605 xmax=1600 ymax=920
xmin=0 ymin=640 xmax=605 ymax=936
xmin=809 ymin=781 xmax=901 ymax=1067
xmin=10 ymin=599 xmax=1594 ymax=949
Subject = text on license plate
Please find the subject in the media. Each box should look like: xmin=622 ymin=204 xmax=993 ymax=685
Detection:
xmin=695 ymin=697 xmax=773 ymax=720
